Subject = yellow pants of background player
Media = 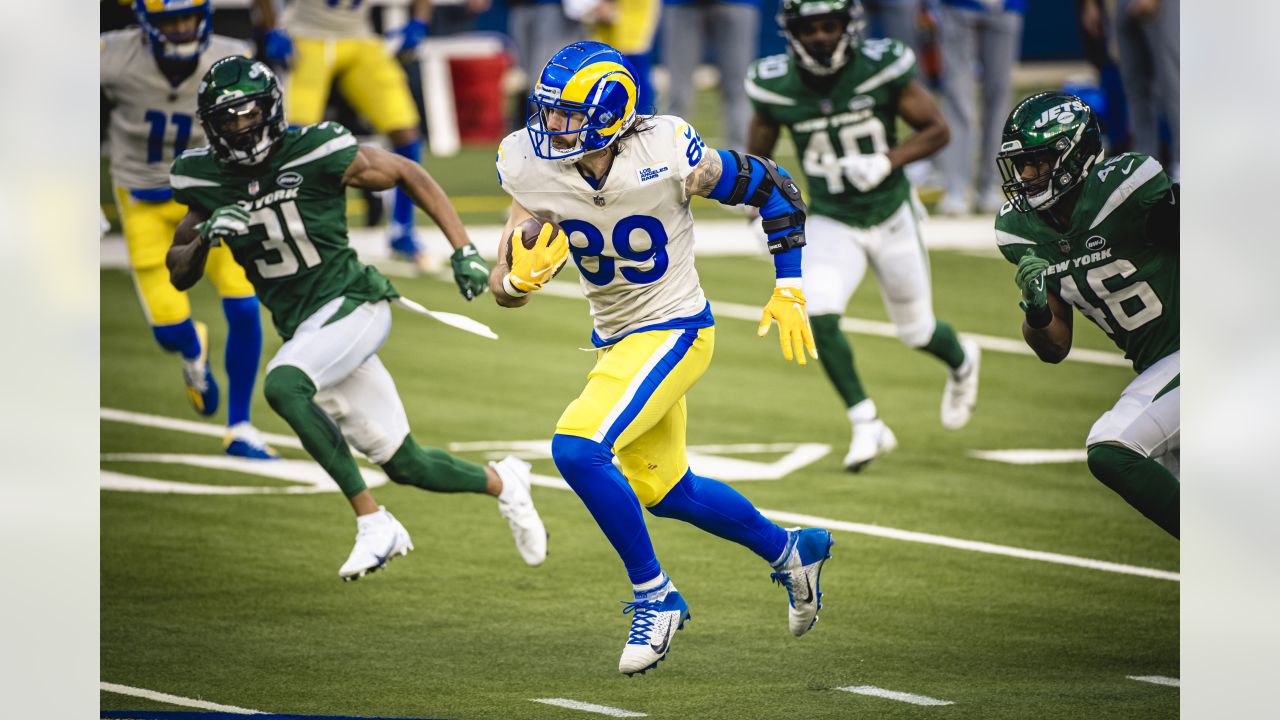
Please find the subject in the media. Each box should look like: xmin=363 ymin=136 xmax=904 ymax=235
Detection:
xmin=114 ymin=187 xmax=254 ymax=326
xmin=285 ymin=37 xmax=420 ymax=133
xmin=556 ymin=326 xmax=714 ymax=507
xmin=590 ymin=0 xmax=661 ymax=54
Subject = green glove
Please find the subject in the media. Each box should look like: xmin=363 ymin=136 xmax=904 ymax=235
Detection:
xmin=1015 ymin=249 xmax=1050 ymax=310
xmin=195 ymin=205 xmax=250 ymax=246
xmin=450 ymin=242 xmax=490 ymax=301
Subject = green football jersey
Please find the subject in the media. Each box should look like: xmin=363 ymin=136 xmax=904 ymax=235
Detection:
xmin=746 ymin=38 xmax=916 ymax=228
xmin=995 ymin=152 xmax=1178 ymax=373
xmin=170 ymin=122 xmax=397 ymax=340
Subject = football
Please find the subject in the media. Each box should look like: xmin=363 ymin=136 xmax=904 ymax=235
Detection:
xmin=505 ymin=216 xmax=565 ymax=268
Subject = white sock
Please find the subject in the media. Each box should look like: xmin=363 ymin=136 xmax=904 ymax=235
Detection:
xmin=496 ymin=468 xmax=520 ymax=504
xmin=633 ymin=573 xmax=669 ymax=599
xmin=357 ymin=507 xmax=388 ymax=529
xmin=848 ymin=398 xmax=878 ymax=424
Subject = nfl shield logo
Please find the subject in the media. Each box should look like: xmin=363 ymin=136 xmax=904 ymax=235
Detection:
xmin=248 ymin=180 xmax=259 ymax=195
xmin=819 ymin=99 xmax=834 ymax=115
xmin=593 ymin=194 xmax=606 ymax=207
xmin=1058 ymin=239 xmax=1071 ymax=253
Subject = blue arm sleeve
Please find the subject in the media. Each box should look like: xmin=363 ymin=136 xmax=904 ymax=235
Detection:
xmin=706 ymin=149 xmax=805 ymax=279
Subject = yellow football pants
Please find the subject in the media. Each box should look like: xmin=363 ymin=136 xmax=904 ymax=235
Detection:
xmin=285 ymin=37 xmax=420 ymax=133
xmin=590 ymin=0 xmax=661 ymax=54
xmin=114 ymin=187 xmax=254 ymax=326
xmin=556 ymin=326 xmax=714 ymax=507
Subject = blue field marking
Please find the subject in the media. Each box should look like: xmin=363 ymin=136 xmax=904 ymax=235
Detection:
xmin=101 ymin=707 xmax=450 ymax=712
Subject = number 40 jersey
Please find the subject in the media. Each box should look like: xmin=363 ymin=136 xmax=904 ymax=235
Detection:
xmin=994 ymin=152 xmax=1179 ymax=374
xmin=170 ymin=122 xmax=397 ymax=340
xmin=496 ymin=115 xmax=711 ymax=346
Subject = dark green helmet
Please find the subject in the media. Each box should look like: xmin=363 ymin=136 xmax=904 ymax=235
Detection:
xmin=778 ymin=0 xmax=867 ymax=76
xmin=196 ymin=56 xmax=287 ymax=166
xmin=996 ymin=91 xmax=1104 ymax=213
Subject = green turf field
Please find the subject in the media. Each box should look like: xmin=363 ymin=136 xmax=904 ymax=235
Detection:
xmin=100 ymin=237 xmax=1178 ymax=718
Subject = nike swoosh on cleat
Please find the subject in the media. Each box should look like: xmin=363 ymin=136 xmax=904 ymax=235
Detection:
xmin=648 ymin=622 xmax=677 ymax=656
xmin=796 ymin=575 xmax=814 ymax=604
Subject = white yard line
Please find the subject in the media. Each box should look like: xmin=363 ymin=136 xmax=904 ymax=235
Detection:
xmin=101 ymin=408 xmax=1179 ymax=582
xmin=1127 ymin=675 xmax=1180 ymax=687
xmin=835 ymin=685 xmax=955 ymax=706
xmin=100 ymin=407 xmax=302 ymax=449
xmin=100 ymin=681 xmax=263 ymax=714
xmin=530 ymin=698 xmax=647 ymax=717
xmin=970 ymin=449 xmax=1090 ymax=465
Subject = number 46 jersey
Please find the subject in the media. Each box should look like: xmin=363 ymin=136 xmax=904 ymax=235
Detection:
xmin=994 ymin=152 xmax=1179 ymax=374
xmin=746 ymin=38 xmax=916 ymax=229
xmin=496 ymin=115 xmax=711 ymax=346
xmin=171 ymin=122 xmax=398 ymax=340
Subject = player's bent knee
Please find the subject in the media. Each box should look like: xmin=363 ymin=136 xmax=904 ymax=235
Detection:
xmin=221 ymin=296 xmax=261 ymax=328
xmin=551 ymin=434 xmax=613 ymax=482
xmin=896 ymin=318 xmax=936 ymax=348
xmin=263 ymin=365 xmax=316 ymax=415
xmin=1086 ymin=443 xmax=1144 ymax=490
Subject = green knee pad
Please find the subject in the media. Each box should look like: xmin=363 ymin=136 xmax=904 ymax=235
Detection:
xmin=382 ymin=436 xmax=488 ymax=494
xmin=810 ymin=314 xmax=868 ymax=409
xmin=263 ymin=366 xmax=367 ymax=498
xmin=1086 ymin=444 xmax=1179 ymax=538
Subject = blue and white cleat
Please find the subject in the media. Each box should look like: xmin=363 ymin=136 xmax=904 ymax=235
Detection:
xmin=223 ymin=422 xmax=280 ymax=460
xmin=339 ymin=506 xmax=413 ymax=582
xmin=618 ymin=582 xmax=691 ymax=676
xmin=770 ymin=527 xmax=835 ymax=637
xmin=182 ymin=321 xmax=219 ymax=416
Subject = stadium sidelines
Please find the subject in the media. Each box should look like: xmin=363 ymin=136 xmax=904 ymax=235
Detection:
xmin=99 ymin=408 xmax=1178 ymax=583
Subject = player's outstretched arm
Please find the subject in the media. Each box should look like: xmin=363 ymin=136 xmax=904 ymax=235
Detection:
xmin=887 ymin=78 xmax=950 ymax=168
xmin=167 ymin=208 xmax=214 ymax=291
xmin=689 ymin=147 xmax=817 ymax=364
xmin=489 ymin=201 xmax=534 ymax=308
xmin=343 ymin=145 xmax=491 ymax=300
xmin=1023 ymin=291 xmax=1074 ymax=363
xmin=745 ymin=112 xmax=781 ymax=160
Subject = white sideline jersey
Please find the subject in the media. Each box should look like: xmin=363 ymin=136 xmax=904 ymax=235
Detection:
xmin=496 ymin=115 xmax=711 ymax=344
xmin=100 ymin=29 xmax=252 ymax=190
xmin=281 ymin=0 xmax=373 ymax=39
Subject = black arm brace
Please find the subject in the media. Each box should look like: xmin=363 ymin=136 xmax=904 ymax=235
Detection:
xmin=724 ymin=150 xmax=808 ymax=253
xmin=1145 ymin=183 xmax=1179 ymax=250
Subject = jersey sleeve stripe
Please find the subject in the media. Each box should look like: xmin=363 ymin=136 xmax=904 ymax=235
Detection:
xmin=995 ymin=229 xmax=1036 ymax=247
xmin=279 ymin=134 xmax=358 ymax=171
xmin=854 ymin=47 xmax=916 ymax=94
xmin=743 ymin=76 xmax=797 ymax=106
xmin=169 ymin=174 xmax=221 ymax=189
xmin=1088 ymin=156 xmax=1165 ymax=230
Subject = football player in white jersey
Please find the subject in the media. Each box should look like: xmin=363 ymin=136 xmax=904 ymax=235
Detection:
xmin=101 ymin=0 xmax=276 ymax=458
xmin=490 ymin=41 xmax=834 ymax=675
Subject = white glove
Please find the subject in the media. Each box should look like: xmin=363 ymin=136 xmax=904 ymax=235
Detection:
xmin=840 ymin=153 xmax=893 ymax=193
xmin=196 ymin=205 xmax=251 ymax=246
xmin=562 ymin=0 xmax=602 ymax=21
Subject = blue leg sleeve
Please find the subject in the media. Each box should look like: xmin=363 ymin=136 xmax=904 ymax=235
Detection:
xmin=551 ymin=434 xmax=663 ymax=585
xmin=623 ymin=53 xmax=655 ymax=115
xmin=648 ymin=471 xmax=789 ymax=562
xmin=391 ymin=139 xmax=422 ymax=232
xmin=222 ymin=296 xmax=263 ymax=427
xmin=152 ymin=319 xmax=201 ymax=360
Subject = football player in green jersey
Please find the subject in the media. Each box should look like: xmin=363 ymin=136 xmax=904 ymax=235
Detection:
xmin=746 ymin=0 xmax=981 ymax=472
xmin=994 ymin=91 xmax=1179 ymax=538
xmin=166 ymin=56 xmax=548 ymax=578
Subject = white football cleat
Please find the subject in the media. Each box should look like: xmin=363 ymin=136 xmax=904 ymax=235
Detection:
xmin=491 ymin=456 xmax=548 ymax=566
xmin=843 ymin=399 xmax=897 ymax=473
xmin=618 ymin=580 xmax=691 ymax=676
xmin=941 ymin=339 xmax=981 ymax=430
xmin=338 ymin=506 xmax=413 ymax=581
xmin=770 ymin=527 xmax=835 ymax=636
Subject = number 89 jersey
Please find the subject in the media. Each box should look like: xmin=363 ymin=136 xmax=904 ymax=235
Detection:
xmin=171 ymin=122 xmax=398 ymax=340
xmin=496 ymin=115 xmax=711 ymax=346
xmin=746 ymin=39 xmax=916 ymax=228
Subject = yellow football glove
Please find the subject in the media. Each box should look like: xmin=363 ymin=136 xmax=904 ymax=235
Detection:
xmin=503 ymin=222 xmax=570 ymax=296
xmin=757 ymin=285 xmax=818 ymax=365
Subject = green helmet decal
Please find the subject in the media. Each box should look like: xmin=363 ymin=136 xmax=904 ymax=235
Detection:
xmin=196 ymin=56 xmax=287 ymax=166
xmin=996 ymin=91 xmax=1104 ymax=213
xmin=777 ymin=0 xmax=867 ymax=76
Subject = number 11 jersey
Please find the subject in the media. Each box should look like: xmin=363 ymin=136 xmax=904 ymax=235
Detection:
xmin=170 ymin=122 xmax=397 ymax=340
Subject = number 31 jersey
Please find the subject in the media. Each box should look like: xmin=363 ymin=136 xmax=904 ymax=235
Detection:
xmin=496 ymin=115 xmax=711 ymax=346
xmin=171 ymin=122 xmax=397 ymax=340
xmin=994 ymin=152 xmax=1178 ymax=373
xmin=746 ymin=39 xmax=916 ymax=228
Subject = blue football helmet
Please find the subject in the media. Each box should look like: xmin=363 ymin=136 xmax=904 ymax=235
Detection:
xmin=134 ymin=0 xmax=213 ymax=63
xmin=526 ymin=42 xmax=639 ymax=163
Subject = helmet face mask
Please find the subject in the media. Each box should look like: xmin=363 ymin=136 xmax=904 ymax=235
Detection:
xmin=197 ymin=58 xmax=288 ymax=167
xmin=997 ymin=92 xmax=1104 ymax=213
xmin=134 ymin=0 xmax=212 ymax=63
xmin=526 ymin=42 xmax=638 ymax=163
xmin=779 ymin=0 xmax=866 ymax=76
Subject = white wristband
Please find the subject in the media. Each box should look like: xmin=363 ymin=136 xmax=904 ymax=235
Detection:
xmin=775 ymin=277 xmax=802 ymax=289
xmin=502 ymin=273 xmax=529 ymax=298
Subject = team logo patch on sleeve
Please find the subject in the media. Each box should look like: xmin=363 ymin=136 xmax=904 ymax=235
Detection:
xmin=637 ymin=164 xmax=670 ymax=184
